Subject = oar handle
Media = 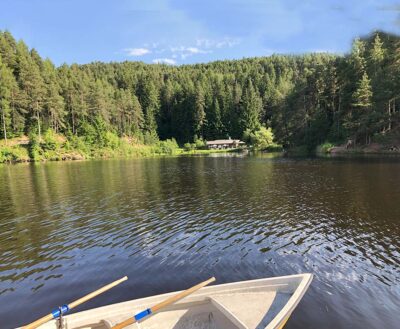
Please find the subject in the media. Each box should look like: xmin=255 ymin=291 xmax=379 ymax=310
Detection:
xmin=112 ymin=277 xmax=216 ymax=329
xmin=23 ymin=276 xmax=128 ymax=329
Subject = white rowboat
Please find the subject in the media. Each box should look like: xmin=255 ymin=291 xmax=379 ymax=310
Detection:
xmin=28 ymin=273 xmax=312 ymax=329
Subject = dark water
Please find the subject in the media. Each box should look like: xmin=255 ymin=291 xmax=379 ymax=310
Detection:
xmin=0 ymin=155 xmax=399 ymax=329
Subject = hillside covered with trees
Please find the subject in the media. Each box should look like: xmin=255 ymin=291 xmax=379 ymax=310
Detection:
xmin=0 ymin=30 xmax=399 ymax=161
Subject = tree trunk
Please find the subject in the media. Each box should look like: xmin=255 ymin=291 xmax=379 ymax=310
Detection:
xmin=37 ymin=101 xmax=41 ymax=140
xmin=1 ymin=107 xmax=7 ymax=145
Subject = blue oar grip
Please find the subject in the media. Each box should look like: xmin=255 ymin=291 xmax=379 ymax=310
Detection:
xmin=51 ymin=305 xmax=70 ymax=318
xmin=134 ymin=308 xmax=152 ymax=321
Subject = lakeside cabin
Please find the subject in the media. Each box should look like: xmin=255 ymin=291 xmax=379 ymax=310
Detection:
xmin=206 ymin=138 xmax=245 ymax=149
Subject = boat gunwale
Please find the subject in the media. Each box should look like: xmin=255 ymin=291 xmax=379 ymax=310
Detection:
xmin=265 ymin=273 xmax=313 ymax=329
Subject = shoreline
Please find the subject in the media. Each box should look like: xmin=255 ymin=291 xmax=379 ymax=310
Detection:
xmin=319 ymin=143 xmax=400 ymax=156
xmin=0 ymin=145 xmax=244 ymax=165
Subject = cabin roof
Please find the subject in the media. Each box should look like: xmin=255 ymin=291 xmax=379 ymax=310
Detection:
xmin=206 ymin=139 xmax=245 ymax=145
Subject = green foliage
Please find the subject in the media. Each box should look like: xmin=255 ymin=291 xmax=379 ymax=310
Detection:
xmin=156 ymin=138 xmax=179 ymax=155
xmin=318 ymin=142 xmax=335 ymax=153
xmin=42 ymin=129 xmax=61 ymax=151
xmin=243 ymin=126 xmax=277 ymax=150
xmin=184 ymin=142 xmax=196 ymax=151
xmin=352 ymin=73 xmax=372 ymax=108
xmin=239 ymin=80 xmax=262 ymax=134
xmin=194 ymin=136 xmax=206 ymax=149
xmin=104 ymin=131 xmax=120 ymax=149
xmin=0 ymin=145 xmax=29 ymax=162
xmin=143 ymin=131 xmax=159 ymax=145
xmin=28 ymin=133 xmax=44 ymax=161
xmin=64 ymin=134 xmax=90 ymax=155
xmin=79 ymin=122 xmax=98 ymax=146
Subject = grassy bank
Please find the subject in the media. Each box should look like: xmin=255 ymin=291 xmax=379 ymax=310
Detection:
xmin=0 ymin=132 xmax=247 ymax=164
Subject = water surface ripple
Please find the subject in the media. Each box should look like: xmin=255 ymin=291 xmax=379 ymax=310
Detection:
xmin=0 ymin=155 xmax=399 ymax=328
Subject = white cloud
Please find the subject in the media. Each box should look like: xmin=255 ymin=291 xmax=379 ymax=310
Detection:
xmin=152 ymin=58 xmax=177 ymax=65
xmin=195 ymin=37 xmax=240 ymax=49
xmin=125 ymin=48 xmax=151 ymax=56
xmin=186 ymin=47 xmax=204 ymax=54
xmin=123 ymin=37 xmax=239 ymax=63
xmin=169 ymin=45 xmax=211 ymax=59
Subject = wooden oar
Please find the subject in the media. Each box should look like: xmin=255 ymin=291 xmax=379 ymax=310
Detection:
xmin=23 ymin=276 xmax=128 ymax=329
xmin=112 ymin=277 xmax=216 ymax=329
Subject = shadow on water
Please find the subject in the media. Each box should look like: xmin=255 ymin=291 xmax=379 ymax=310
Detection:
xmin=0 ymin=155 xmax=399 ymax=328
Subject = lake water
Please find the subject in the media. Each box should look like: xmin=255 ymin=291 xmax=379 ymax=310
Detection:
xmin=0 ymin=154 xmax=399 ymax=328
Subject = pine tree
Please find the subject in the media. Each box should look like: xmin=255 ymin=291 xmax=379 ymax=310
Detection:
xmin=239 ymin=80 xmax=262 ymax=135
xmin=230 ymin=82 xmax=242 ymax=138
xmin=206 ymin=98 xmax=222 ymax=139
xmin=16 ymin=41 xmax=46 ymax=139
xmin=87 ymin=79 xmax=110 ymax=124
xmin=0 ymin=31 xmax=17 ymax=70
xmin=352 ymin=72 xmax=372 ymax=108
xmin=0 ymin=56 xmax=17 ymax=143
xmin=131 ymin=93 xmax=144 ymax=136
xmin=158 ymin=79 xmax=175 ymax=139
xmin=370 ymin=33 xmax=385 ymax=64
xmin=193 ymin=84 xmax=206 ymax=138
xmin=138 ymin=78 xmax=159 ymax=135
xmin=343 ymin=72 xmax=374 ymax=143
xmin=42 ymin=59 xmax=65 ymax=132
xmin=349 ymin=38 xmax=366 ymax=78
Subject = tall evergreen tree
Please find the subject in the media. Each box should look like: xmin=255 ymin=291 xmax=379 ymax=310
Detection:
xmin=352 ymin=72 xmax=373 ymax=108
xmin=138 ymin=78 xmax=159 ymax=135
xmin=0 ymin=56 xmax=17 ymax=142
xmin=193 ymin=84 xmax=206 ymax=138
xmin=206 ymin=98 xmax=222 ymax=139
xmin=42 ymin=59 xmax=65 ymax=132
xmin=239 ymin=80 xmax=262 ymax=135
xmin=16 ymin=42 xmax=46 ymax=138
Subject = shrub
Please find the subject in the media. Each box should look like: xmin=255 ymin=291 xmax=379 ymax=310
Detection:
xmin=104 ymin=131 xmax=120 ymax=149
xmin=184 ymin=142 xmax=196 ymax=151
xmin=318 ymin=142 xmax=335 ymax=153
xmin=243 ymin=126 xmax=277 ymax=150
xmin=143 ymin=131 xmax=159 ymax=145
xmin=194 ymin=138 xmax=206 ymax=149
xmin=29 ymin=133 xmax=44 ymax=161
xmin=65 ymin=134 xmax=90 ymax=156
xmin=42 ymin=129 xmax=61 ymax=151
xmin=0 ymin=145 xmax=30 ymax=163
xmin=79 ymin=121 xmax=98 ymax=147
xmin=157 ymin=138 xmax=179 ymax=154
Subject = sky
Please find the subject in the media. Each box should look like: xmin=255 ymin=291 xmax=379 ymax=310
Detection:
xmin=0 ymin=0 xmax=399 ymax=66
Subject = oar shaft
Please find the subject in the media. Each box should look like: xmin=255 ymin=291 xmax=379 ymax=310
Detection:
xmin=112 ymin=277 xmax=216 ymax=329
xmin=69 ymin=276 xmax=128 ymax=309
xmin=152 ymin=277 xmax=215 ymax=312
xmin=23 ymin=276 xmax=128 ymax=329
xmin=23 ymin=314 xmax=53 ymax=329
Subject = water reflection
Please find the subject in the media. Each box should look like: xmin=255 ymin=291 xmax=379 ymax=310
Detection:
xmin=0 ymin=156 xmax=399 ymax=329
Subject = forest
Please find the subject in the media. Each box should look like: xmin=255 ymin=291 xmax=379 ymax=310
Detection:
xmin=0 ymin=30 xmax=399 ymax=161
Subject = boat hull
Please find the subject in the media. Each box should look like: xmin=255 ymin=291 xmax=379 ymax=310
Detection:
xmin=22 ymin=273 xmax=313 ymax=329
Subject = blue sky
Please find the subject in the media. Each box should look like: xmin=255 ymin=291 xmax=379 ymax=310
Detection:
xmin=0 ymin=0 xmax=399 ymax=66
